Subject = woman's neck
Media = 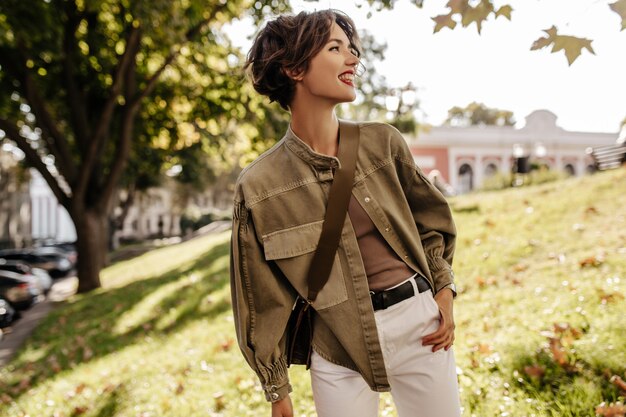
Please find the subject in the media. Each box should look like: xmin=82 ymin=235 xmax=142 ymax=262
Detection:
xmin=289 ymin=107 xmax=340 ymax=157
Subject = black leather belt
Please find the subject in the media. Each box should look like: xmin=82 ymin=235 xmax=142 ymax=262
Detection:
xmin=370 ymin=275 xmax=431 ymax=311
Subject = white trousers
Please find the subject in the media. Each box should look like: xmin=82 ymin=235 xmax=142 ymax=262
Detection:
xmin=310 ymin=276 xmax=461 ymax=417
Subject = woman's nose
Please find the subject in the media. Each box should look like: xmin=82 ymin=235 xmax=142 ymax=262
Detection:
xmin=345 ymin=52 xmax=359 ymax=68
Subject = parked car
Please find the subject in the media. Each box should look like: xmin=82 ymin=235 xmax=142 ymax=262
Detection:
xmin=0 ymin=249 xmax=73 ymax=278
xmin=0 ymin=260 xmax=53 ymax=294
xmin=31 ymin=246 xmax=77 ymax=269
xmin=0 ymin=297 xmax=18 ymax=328
xmin=35 ymin=240 xmax=77 ymax=257
xmin=0 ymin=270 xmax=41 ymax=310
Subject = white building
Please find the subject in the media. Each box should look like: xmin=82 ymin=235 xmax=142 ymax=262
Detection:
xmin=407 ymin=110 xmax=619 ymax=194
xmin=29 ymin=169 xmax=76 ymax=242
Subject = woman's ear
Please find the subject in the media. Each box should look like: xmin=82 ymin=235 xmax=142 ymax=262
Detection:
xmin=283 ymin=67 xmax=304 ymax=81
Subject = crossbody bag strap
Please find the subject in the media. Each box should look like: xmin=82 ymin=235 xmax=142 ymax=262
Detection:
xmin=306 ymin=119 xmax=360 ymax=302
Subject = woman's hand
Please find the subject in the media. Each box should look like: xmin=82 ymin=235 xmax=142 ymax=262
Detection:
xmin=271 ymin=395 xmax=294 ymax=417
xmin=422 ymin=288 xmax=455 ymax=352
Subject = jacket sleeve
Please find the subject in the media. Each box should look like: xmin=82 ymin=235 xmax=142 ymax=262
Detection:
xmin=230 ymin=199 xmax=295 ymax=402
xmin=390 ymin=126 xmax=457 ymax=293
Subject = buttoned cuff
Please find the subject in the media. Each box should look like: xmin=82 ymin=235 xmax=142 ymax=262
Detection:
xmin=256 ymin=356 xmax=291 ymax=402
xmin=432 ymin=269 xmax=455 ymax=294
xmin=264 ymin=381 xmax=292 ymax=402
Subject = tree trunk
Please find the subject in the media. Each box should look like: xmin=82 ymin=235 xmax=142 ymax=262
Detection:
xmin=73 ymin=208 xmax=108 ymax=293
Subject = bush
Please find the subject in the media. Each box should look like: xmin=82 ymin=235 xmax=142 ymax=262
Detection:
xmin=480 ymin=168 xmax=568 ymax=191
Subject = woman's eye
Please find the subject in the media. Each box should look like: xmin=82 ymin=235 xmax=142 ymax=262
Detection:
xmin=329 ymin=46 xmax=339 ymax=52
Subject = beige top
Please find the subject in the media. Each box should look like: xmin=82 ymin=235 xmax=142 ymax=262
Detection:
xmin=348 ymin=194 xmax=415 ymax=291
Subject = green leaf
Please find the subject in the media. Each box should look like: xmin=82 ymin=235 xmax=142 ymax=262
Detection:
xmin=432 ymin=13 xmax=457 ymax=33
xmin=609 ymin=0 xmax=626 ymax=30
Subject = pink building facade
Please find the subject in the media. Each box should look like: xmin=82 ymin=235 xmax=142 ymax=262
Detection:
xmin=405 ymin=110 xmax=619 ymax=194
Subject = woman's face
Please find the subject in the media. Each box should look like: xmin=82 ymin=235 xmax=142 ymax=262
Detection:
xmin=295 ymin=21 xmax=360 ymax=105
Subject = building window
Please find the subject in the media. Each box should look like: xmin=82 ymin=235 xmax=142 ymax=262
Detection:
xmin=458 ymin=163 xmax=474 ymax=193
xmin=564 ymin=164 xmax=576 ymax=176
xmin=484 ymin=163 xmax=498 ymax=178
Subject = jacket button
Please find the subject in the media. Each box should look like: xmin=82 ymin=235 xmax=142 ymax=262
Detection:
xmin=385 ymin=227 xmax=390 ymax=232
xmin=270 ymin=393 xmax=279 ymax=401
xmin=364 ymin=197 xmax=371 ymax=203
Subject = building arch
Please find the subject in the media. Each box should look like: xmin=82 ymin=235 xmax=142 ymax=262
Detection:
xmin=458 ymin=163 xmax=474 ymax=193
xmin=484 ymin=162 xmax=499 ymax=177
xmin=564 ymin=163 xmax=576 ymax=176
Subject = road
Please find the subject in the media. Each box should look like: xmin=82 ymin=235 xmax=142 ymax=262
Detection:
xmin=0 ymin=275 xmax=77 ymax=367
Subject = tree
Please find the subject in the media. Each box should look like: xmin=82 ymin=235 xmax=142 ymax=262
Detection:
xmin=0 ymin=0 xmax=289 ymax=292
xmin=357 ymin=0 xmax=626 ymax=65
xmin=444 ymin=101 xmax=516 ymax=127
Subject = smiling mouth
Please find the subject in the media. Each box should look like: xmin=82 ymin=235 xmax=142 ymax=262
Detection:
xmin=338 ymin=73 xmax=355 ymax=87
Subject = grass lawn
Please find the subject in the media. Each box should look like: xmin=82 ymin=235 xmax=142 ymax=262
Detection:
xmin=1 ymin=169 xmax=624 ymax=417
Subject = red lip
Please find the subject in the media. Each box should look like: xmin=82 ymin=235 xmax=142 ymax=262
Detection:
xmin=339 ymin=70 xmax=355 ymax=87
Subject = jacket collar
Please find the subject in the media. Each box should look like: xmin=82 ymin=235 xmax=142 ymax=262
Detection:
xmin=283 ymin=124 xmax=342 ymax=170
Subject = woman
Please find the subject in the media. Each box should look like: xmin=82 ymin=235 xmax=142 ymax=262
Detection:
xmin=230 ymin=9 xmax=461 ymax=417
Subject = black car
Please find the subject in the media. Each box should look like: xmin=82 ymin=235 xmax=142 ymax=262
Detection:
xmin=0 ymin=249 xmax=73 ymax=278
xmin=0 ymin=270 xmax=41 ymax=310
xmin=0 ymin=297 xmax=18 ymax=328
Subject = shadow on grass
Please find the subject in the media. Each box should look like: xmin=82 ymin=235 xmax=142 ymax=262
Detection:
xmin=1 ymin=238 xmax=232 ymax=403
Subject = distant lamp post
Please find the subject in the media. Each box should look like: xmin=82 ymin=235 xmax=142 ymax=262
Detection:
xmin=513 ymin=143 xmax=525 ymax=158
xmin=511 ymin=143 xmax=529 ymax=186
xmin=385 ymin=96 xmax=400 ymax=116
xmin=534 ymin=142 xmax=547 ymax=158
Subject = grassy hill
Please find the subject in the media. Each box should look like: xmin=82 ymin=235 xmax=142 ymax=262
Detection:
xmin=1 ymin=169 xmax=624 ymax=417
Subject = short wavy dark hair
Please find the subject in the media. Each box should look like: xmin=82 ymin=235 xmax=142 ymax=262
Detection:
xmin=244 ymin=9 xmax=361 ymax=110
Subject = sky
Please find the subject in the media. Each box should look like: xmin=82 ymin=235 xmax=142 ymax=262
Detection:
xmin=225 ymin=0 xmax=626 ymax=134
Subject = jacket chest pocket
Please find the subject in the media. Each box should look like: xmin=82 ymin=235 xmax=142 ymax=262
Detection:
xmin=262 ymin=220 xmax=348 ymax=310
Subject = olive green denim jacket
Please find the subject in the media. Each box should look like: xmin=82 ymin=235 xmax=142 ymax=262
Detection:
xmin=230 ymin=121 xmax=456 ymax=402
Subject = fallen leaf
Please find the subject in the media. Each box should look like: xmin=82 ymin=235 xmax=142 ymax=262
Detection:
xmin=524 ymin=364 xmax=545 ymax=379
xmin=610 ymin=375 xmax=626 ymax=395
xmin=595 ymin=401 xmax=626 ymax=417
xmin=220 ymin=338 xmax=235 ymax=352
xmin=214 ymin=391 xmax=225 ymax=411
xmin=475 ymin=344 xmax=492 ymax=354
xmin=548 ymin=337 xmax=568 ymax=366
xmin=18 ymin=378 xmax=31 ymax=390
xmin=597 ymin=289 xmax=625 ymax=305
xmin=82 ymin=347 xmax=94 ymax=361
xmin=71 ymin=406 xmax=89 ymax=415
xmin=580 ymin=255 xmax=604 ymax=268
